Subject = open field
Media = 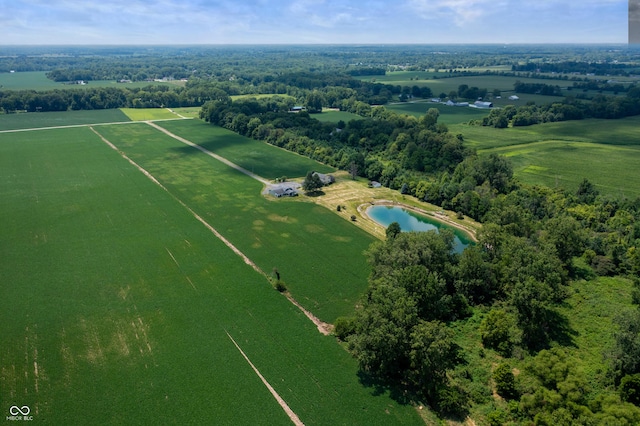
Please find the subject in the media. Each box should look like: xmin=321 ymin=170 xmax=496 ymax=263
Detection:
xmin=358 ymin=72 xmax=574 ymax=94
xmin=386 ymin=101 xmax=490 ymax=124
xmin=0 ymin=109 xmax=131 ymax=131
xmin=0 ymin=71 xmax=63 ymax=90
xmin=451 ymin=117 xmax=640 ymax=198
xmin=168 ymin=106 xmax=202 ymax=118
xmin=231 ymin=94 xmax=295 ymax=101
xmin=315 ymin=109 xmax=363 ymax=123
xmin=120 ymin=108 xmax=183 ymax=121
xmin=158 ymin=119 xmax=334 ymax=179
xmin=0 ymin=125 xmax=422 ymax=424
xmin=95 ymin=121 xmax=373 ymax=322
xmin=0 ymin=71 xmax=181 ymax=91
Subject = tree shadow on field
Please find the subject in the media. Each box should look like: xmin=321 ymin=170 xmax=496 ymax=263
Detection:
xmin=525 ymin=307 xmax=578 ymax=353
xmin=304 ymin=190 xmax=326 ymax=197
xmin=356 ymin=370 xmax=414 ymax=406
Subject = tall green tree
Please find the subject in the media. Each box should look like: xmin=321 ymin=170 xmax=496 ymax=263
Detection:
xmin=302 ymin=171 xmax=323 ymax=193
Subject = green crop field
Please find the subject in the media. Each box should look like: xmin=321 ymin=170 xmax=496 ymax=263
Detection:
xmin=452 ymin=117 xmax=640 ymax=198
xmin=96 ymin=121 xmax=373 ymax=322
xmin=157 ymin=119 xmax=334 ymax=179
xmin=0 ymin=71 xmax=62 ymax=90
xmin=0 ymin=125 xmax=422 ymax=424
xmin=0 ymin=109 xmax=131 ymax=131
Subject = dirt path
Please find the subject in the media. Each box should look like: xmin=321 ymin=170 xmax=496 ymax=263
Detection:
xmin=226 ymin=331 xmax=305 ymax=426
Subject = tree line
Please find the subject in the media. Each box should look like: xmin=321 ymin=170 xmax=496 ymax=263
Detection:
xmin=481 ymin=87 xmax=640 ymax=128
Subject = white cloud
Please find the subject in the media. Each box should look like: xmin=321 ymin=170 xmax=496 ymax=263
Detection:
xmin=406 ymin=0 xmax=625 ymax=27
xmin=406 ymin=0 xmax=510 ymax=26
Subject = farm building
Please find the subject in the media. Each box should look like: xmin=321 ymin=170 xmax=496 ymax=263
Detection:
xmin=269 ymin=187 xmax=299 ymax=198
xmin=290 ymin=106 xmax=306 ymax=113
xmin=445 ymin=100 xmax=469 ymax=107
xmin=509 ymin=95 xmax=520 ymax=100
xmin=313 ymin=172 xmax=335 ymax=185
xmin=473 ymin=101 xmax=493 ymax=108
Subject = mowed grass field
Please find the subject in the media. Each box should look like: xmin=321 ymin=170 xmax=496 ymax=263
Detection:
xmin=452 ymin=117 xmax=640 ymax=198
xmin=0 ymin=125 xmax=422 ymax=424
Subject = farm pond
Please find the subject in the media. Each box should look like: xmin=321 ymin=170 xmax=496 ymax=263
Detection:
xmin=366 ymin=205 xmax=474 ymax=253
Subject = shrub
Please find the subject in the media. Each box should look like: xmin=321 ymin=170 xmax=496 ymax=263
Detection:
xmin=350 ymin=215 xmax=356 ymax=221
xmin=493 ymin=363 xmax=518 ymax=400
xmin=333 ymin=316 xmax=356 ymax=340
xmin=480 ymin=308 xmax=518 ymax=356
xmin=435 ymin=385 xmax=469 ymax=418
xmin=620 ymin=374 xmax=640 ymax=406
xmin=274 ymin=280 xmax=287 ymax=292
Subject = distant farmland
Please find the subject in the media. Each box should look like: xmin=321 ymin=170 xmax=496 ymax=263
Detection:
xmin=451 ymin=116 xmax=640 ymax=198
xmin=0 ymin=71 xmax=182 ymax=91
xmin=0 ymin=118 xmax=422 ymax=424
xmin=386 ymin=101 xmax=490 ymax=124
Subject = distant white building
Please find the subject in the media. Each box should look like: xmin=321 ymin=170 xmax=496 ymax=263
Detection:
xmin=474 ymin=101 xmax=493 ymax=108
xmin=445 ymin=100 xmax=469 ymax=107
xmin=509 ymin=95 xmax=520 ymax=100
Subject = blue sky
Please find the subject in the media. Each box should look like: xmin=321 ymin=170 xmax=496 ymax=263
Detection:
xmin=0 ymin=0 xmax=629 ymax=45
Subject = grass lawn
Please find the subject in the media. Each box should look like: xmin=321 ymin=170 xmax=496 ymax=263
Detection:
xmin=0 ymin=126 xmax=423 ymax=425
xmin=0 ymin=109 xmax=130 ymax=131
xmin=451 ymin=117 xmax=640 ymax=198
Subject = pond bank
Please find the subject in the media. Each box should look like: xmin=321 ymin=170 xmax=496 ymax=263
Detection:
xmin=359 ymin=200 xmax=478 ymax=243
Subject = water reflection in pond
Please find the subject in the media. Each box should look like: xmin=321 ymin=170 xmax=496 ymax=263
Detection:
xmin=367 ymin=205 xmax=473 ymax=253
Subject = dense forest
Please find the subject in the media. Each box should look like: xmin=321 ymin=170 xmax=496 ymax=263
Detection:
xmin=2 ymin=44 xmax=640 ymax=424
